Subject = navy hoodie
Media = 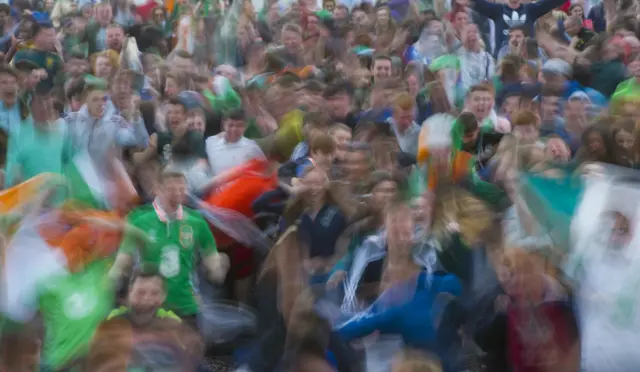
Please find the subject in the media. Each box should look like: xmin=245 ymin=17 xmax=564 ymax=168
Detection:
xmin=473 ymin=0 xmax=566 ymax=53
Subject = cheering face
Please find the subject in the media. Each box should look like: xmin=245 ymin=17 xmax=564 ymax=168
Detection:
xmin=167 ymin=103 xmax=187 ymax=134
xmin=282 ymin=30 xmax=302 ymax=54
xmin=129 ymin=276 xmax=166 ymax=319
xmin=467 ymin=91 xmax=493 ymax=119
xmin=509 ymin=29 xmax=525 ymax=50
xmin=107 ymin=26 xmax=124 ymax=51
xmin=160 ymin=176 xmax=187 ymax=208
xmin=376 ymin=8 xmax=390 ymax=26
xmin=302 ymin=168 xmax=328 ymax=201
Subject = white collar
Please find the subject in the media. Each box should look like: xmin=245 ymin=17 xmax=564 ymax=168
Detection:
xmin=153 ymin=198 xmax=184 ymax=222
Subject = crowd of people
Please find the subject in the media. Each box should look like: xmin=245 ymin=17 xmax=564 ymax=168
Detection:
xmin=0 ymin=0 xmax=640 ymax=370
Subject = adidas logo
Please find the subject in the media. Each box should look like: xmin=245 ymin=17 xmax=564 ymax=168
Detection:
xmin=503 ymin=11 xmax=527 ymax=34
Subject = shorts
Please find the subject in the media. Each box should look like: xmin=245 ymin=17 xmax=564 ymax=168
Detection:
xmin=227 ymin=244 xmax=255 ymax=280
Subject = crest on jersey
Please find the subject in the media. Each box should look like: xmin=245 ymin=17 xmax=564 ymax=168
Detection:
xmin=179 ymin=225 xmax=194 ymax=248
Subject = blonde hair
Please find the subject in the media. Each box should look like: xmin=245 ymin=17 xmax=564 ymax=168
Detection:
xmin=392 ymin=349 xmax=442 ymax=372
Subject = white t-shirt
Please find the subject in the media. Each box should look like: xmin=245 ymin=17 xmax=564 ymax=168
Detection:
xmin=205 ymin=133 xmax=265 ymax=176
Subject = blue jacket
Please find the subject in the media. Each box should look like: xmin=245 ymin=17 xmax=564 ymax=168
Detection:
xmin=337 ymin=272 xmax=463 ymax=371
xmin=473 ymin=0 xmax=566 ymax=55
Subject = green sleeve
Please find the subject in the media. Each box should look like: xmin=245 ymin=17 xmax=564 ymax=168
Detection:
xmin=196 ymin=216 xmax=217 ymax=256
xmin=244 ymin=118 xmax=262 ymax=140
xmin=119 ymin=212 xmax=142 ymax=256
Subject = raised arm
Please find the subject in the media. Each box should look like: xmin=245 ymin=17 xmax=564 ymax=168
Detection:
xmin=527 ymin=0 xmax=570 ymax=20
xmin=470 ymin=0 xmax=503 ymax=20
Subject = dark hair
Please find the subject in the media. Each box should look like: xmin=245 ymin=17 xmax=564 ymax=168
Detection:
xmin=167 ymin=96 xmax=187 ymax=111
xmin=66 ymin=78 xmax=86 ymax=100
xmin=224 ymin=108 xmax=246 ymax=121
xmin=457 ymin=111 xmax=478 ymax=134
xmin=323 ymin=80 xmax=354 ymax=98
xmin=540 ymin=86 xmax=563 ymax=99
xmin=509 ymin=25 xmax=528 ymax=37
xmin=130 ymin=264 xmax=166 ymax=290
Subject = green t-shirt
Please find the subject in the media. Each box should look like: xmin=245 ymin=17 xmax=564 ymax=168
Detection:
xmin=14 ymin=119 xmax=65 ymax=182
xmin=38 ymin=259 xmax=114 ymax=369
xmin=120 ymin=203 xmax=218 ymax=316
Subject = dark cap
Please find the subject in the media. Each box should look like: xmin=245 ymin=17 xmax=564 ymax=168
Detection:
xmin=13 ymin=59 xmax=39 ymax=72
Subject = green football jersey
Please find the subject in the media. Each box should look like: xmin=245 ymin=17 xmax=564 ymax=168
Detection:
xmin=120 ymin=202 xmax=218 ymax=316
xmin=38 ymin=259 xmax=114 ymax=369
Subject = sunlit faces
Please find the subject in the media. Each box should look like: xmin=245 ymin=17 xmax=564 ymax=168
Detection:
xmin=106 ymin=25 xmax=124 ymax=51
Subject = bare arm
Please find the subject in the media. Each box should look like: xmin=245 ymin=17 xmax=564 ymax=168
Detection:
xmin=108 ymin=253 xmax=134 ymax=281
